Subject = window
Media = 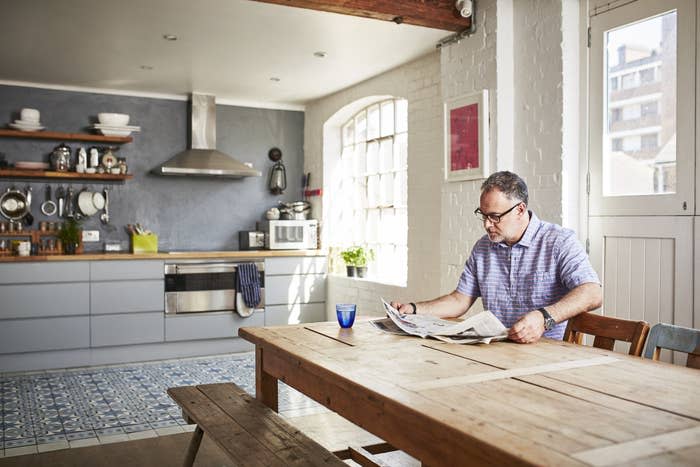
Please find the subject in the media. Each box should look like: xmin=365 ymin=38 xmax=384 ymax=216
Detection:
xmin=641 ymin=133 xmax=658 ymax=149
xmin=332 ymin=99 xmax=408 ymax=285
xmin=621 ymin=72 xmax=637 ymax=89
xmin=641 ymin=101 xmax=658 ymax=117
xmin=610 ymin=76 xmax=619 ymax=90
xmin=612 ymin=138 xmax=624 ymax=151
xmin=639 ymin=67 xmax=656 ymax=83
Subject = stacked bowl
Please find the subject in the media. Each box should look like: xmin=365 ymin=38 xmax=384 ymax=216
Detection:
xmin=91 ymin=113 xmax=141 ymax=137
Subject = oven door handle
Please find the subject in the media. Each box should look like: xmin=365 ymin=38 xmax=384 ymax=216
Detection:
xmin=174 ymin=264 xmax=238 ymax=274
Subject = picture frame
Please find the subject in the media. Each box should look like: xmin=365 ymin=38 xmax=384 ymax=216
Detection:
xmin=444 ymin=89 xmax=489 ymax=182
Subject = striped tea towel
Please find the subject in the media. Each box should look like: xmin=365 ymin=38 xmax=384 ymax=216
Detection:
xmin=237 ymin=263 xmax=261 ymax=309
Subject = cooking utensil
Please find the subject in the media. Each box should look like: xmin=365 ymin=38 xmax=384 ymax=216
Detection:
xmin=56 ymin=186 xmax=65 ymax=217
xmin=100 ymin=188 xmax=110 ymax=224
xmin=77 ymin=189 xmax=98 ymax=216
xmin=66 ymin=187 xmax=75 ymax=218
xmin=40 ymin=185 xmax=57 ymax=216
xmin=23 ymin=186 xmax=34 ymax=226
xmin=50 ymin=143 xmax=71 ymax=171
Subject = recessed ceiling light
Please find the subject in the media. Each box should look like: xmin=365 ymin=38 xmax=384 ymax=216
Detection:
xmin=140 ymin=65 xmax=154 ymax=70
xmin=163 ymin=34 xmax=178 ymax=41
xmin=270 ymin=77 xmax=281 ymax=82
xmin=313 ymin=51 xmax=327 ymax=58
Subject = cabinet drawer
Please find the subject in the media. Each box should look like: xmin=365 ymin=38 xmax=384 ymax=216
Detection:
xmin=91 ymin=280 xmax=164 ymax=314
xmin=265 ymin=274 xmax=326 ymax=305
xmin=91 ymin=312 xmax=164 ymax=347
xmin=0 ymin=283 xmax=89 ymax=319
xmin=265 ymin=257 xmax=327 ymax=275
xmin=0 ymin=262 xmax=89 ymax=284
xmin=264 ymin=303 xmax=326 ymax=326
xmin=165 ymin=311 xmax=264 ymax=341
xmin=0 ymin=316 xmax=89 ymax=353
xmin=91 ymin=260 xmax=164 ymax=280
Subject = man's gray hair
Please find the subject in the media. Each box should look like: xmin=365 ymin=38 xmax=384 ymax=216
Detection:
xmin=480 ymin=171 xmax=529 ymax=205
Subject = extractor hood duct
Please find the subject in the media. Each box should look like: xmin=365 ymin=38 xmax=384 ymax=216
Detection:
xmin=153 ymin=93 xmax=262 ymax=178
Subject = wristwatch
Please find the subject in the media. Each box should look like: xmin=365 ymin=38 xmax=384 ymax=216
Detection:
xmin=537 ymin=307 xmax=556 ymax=331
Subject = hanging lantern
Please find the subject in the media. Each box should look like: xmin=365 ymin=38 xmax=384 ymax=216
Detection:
xmin=267 ymin=147 xmax=287 ymax=195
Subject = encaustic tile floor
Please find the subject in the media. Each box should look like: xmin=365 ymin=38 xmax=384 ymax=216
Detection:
xmin=0 ymin=353 xmax=324 ymax=452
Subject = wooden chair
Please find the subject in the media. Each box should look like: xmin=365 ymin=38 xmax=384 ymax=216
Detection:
xmin=643 ymin=323 xmax=700 ymax=369
xmin=563 ymin=312 xmax=650 ymax=356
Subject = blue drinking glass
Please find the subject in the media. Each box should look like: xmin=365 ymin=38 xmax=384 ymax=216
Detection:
xmin=336 ymin=303 xmax=357 ymax=328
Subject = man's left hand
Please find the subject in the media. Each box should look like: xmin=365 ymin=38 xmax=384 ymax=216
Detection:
xmin=508 ymin=310 xmax=545 ymax=343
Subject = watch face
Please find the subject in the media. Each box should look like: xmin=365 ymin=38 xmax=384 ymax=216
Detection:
xmin=545 ymin=318 xmax=556 ymax=331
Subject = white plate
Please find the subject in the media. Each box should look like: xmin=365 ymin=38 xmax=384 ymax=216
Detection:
xmin=91 ymin=124 xmax=141 ymax=131
xmin=15 ymin=161 xmax=50 ymax=170
xmin=9 ymin=122 xmax=45 ymax=131
xmin=98 ymin=128 xmax=132 ymax=137
xmin=14 ymin=119 xmax=43 ymax=126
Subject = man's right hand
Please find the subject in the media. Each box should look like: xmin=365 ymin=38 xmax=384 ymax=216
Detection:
xmin=390 ymin=301 xmax=414 ymax=315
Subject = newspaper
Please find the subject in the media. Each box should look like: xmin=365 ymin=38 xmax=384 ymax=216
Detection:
xmin=371 ymin=297 xmax=508 ymax=345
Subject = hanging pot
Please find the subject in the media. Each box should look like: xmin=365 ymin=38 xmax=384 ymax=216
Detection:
xmin=0 ymin=187 xmax=30 ymax=221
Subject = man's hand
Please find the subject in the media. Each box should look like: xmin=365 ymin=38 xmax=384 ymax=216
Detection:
xmin=508 ymin=310 xmax=546 ymax=343
xmin=389 ymin=301 xmax=414 ymax=315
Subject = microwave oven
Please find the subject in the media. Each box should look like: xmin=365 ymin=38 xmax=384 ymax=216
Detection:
xmin=262 ymin=220 xmax=318 ymax=250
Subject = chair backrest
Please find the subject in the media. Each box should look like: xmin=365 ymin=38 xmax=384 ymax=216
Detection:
xmin=643 ymin=323 xmax=700 ymax=369
xmin=563 ymin=312 xmax=650 ymax=356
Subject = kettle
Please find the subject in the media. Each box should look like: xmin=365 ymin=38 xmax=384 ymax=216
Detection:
xmin=50 ymin=143 xmax=71 ymax=172
xmin=267 ymin=147 xmax=286 ymax=195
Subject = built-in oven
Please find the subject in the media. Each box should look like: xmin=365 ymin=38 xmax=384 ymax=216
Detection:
xmin=164 ymin=261 xmax=265 ymax=314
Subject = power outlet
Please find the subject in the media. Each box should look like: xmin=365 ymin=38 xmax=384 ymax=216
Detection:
xmin=82 ymin=230 xmax=100 ymax=242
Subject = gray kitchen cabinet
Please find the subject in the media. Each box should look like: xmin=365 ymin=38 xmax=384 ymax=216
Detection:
xmin=264 ymin=303 xmax=325 ymax=326
xmin=264 ymin=257 xmax=327 ymax=325
xmin=91 ymin=312 xmax=164 ymax=347
xmin=0 ymin=261 xmax=89 ymax=284
xmin=0 ymin=283 xmax=89 ymax=319
xmin=165 ymin=311 xmax=264 ymax=341
xmin=0 ymin=316 xmax=89 ymax=353
xmin=91 ymin=280 xmax=164 ymax=314
xmin=91 ymin=260 xmax=163 ymax=280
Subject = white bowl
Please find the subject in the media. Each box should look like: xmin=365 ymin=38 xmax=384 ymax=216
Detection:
xmin=98 ymin=113 xmax=130 ymax=126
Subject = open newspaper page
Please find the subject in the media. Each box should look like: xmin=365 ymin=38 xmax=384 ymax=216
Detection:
xmin=375 ymin=297 xmax=508 ymax=344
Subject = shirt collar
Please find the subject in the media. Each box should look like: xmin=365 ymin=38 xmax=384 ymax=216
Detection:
xmin=492 ymin=210 xmax=540 ymax=249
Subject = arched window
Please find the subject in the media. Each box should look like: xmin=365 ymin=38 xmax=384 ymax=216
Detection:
xmin=328 ymin=98 xmax=408 ymax=285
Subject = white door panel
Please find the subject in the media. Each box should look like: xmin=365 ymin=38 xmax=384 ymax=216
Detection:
xmin=589 ymin=216 xmax=693 ymax=361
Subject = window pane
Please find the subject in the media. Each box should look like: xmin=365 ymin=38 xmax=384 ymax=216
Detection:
xmin=355 ymin=111 xmax=367 ymax=143
xmin=604 ymin=11 xmax=676 ymax=196
xmin=366 ymin=141 xmax=379 ymax=175
xmin=367 ymin=104 xmax=380 ymax=140
xmin=394 ymin=133 xmax=407 ymax=169
xmin=342 ymin=121 xmax=354 ymax=147
xmin=379 ymin=139 xmax=393 ymax=173
xmin=380 ymin=101 xmax=394 ymax=137
xmin=353 ymin=142 xmax=366 ymax=177
xmin=379 ymin=173 xmax=393 ymax=207
xmin=367 ymin=175 xmax=380 ymax=208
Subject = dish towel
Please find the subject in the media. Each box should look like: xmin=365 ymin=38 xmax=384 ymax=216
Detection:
xmin=237 ymin=263 xmax=261 ymax=310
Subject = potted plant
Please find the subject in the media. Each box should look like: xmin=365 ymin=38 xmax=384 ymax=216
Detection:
xmin=340 ymin=247 xmax=360 ymax=277
xmin=355 ymin=247 xmax=375 ymax=278
xmin=57 ymin=217 xmax=81 ymax=254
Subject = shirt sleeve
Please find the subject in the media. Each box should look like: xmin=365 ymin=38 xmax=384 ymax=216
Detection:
xmin=456 ymin=247 xmax=481 ymax=297
xmin=556 ymin=230 xmax=600 ymax=290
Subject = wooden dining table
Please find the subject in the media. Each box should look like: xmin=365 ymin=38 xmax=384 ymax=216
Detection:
xmin=239 ymin=319 xmax=700 ymax=466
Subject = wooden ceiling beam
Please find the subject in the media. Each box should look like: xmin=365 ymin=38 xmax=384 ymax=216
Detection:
xmin=249 ymin=0 xmax=471 ymax=32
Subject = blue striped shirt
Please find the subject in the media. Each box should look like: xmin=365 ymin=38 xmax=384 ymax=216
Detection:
xmin=456 ymin=211 xmax=600 ymax=339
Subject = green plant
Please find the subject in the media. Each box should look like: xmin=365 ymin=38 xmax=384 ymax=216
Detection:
xmin=340 ymin=246 xmax=375 ymax=267
xmin=57 ymin=217 xmax=81 ymax=247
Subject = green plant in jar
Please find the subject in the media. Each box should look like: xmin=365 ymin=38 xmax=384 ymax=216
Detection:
xmin=57 ymin=217 xmax=81 ymax=254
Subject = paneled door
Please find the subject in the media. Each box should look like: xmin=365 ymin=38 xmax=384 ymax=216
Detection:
xmin=587 ymin=0 xmax=697 ymax=361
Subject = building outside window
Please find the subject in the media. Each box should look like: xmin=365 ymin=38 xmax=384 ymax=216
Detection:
xmin=329 ymin=99 xmax=408 ymax=285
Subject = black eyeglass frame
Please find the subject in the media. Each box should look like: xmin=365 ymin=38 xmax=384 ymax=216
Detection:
xmin=474 ymin=202 xmax=523 ymax=224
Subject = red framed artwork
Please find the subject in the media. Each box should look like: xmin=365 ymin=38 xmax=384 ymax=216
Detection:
xmin=444 ymin=90 xmax=489 ymax=181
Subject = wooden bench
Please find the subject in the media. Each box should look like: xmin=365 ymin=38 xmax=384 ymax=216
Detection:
xmin=167 ymin=382 xmax=346 ymax=467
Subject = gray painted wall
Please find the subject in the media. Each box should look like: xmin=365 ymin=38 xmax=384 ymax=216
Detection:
xmin=0 ymin=85 xmax=304 ymax=251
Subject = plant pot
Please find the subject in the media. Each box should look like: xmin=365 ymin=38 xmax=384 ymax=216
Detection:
xmin=356 ymin=266 xmax=367 ymax=278
xmin=346 ymin=265 xmax=356 ymax=277
xmin=64 ymin=242 xmax=78 ymax=255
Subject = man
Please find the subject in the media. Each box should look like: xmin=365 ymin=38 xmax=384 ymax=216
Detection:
xmin=391 ymin=171 xmax=602 ymax=343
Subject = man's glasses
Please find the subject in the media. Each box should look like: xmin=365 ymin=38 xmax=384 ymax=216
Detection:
xmin=474 ymin=202 xmax=522 ymax=224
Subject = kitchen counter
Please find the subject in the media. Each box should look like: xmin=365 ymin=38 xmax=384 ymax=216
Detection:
xmin=0 ymin=249 xmax=326 ymax=262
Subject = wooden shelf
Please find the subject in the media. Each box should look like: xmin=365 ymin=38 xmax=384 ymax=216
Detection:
xmin=0 ymin=169 xmax=133 ymax=182
xmin=0 ymin=129 xmax=132 ymax=144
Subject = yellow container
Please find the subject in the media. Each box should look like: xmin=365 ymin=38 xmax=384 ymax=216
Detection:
xmin=131 ymin=234 xmax=158 ymax=254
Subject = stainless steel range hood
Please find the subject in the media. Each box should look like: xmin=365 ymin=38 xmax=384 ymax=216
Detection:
xmin=153 ymin=94 xmax=261 ymax=178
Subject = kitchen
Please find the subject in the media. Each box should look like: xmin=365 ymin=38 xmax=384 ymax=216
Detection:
xmin=1 ymin=0 xmax=699 ymax=464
